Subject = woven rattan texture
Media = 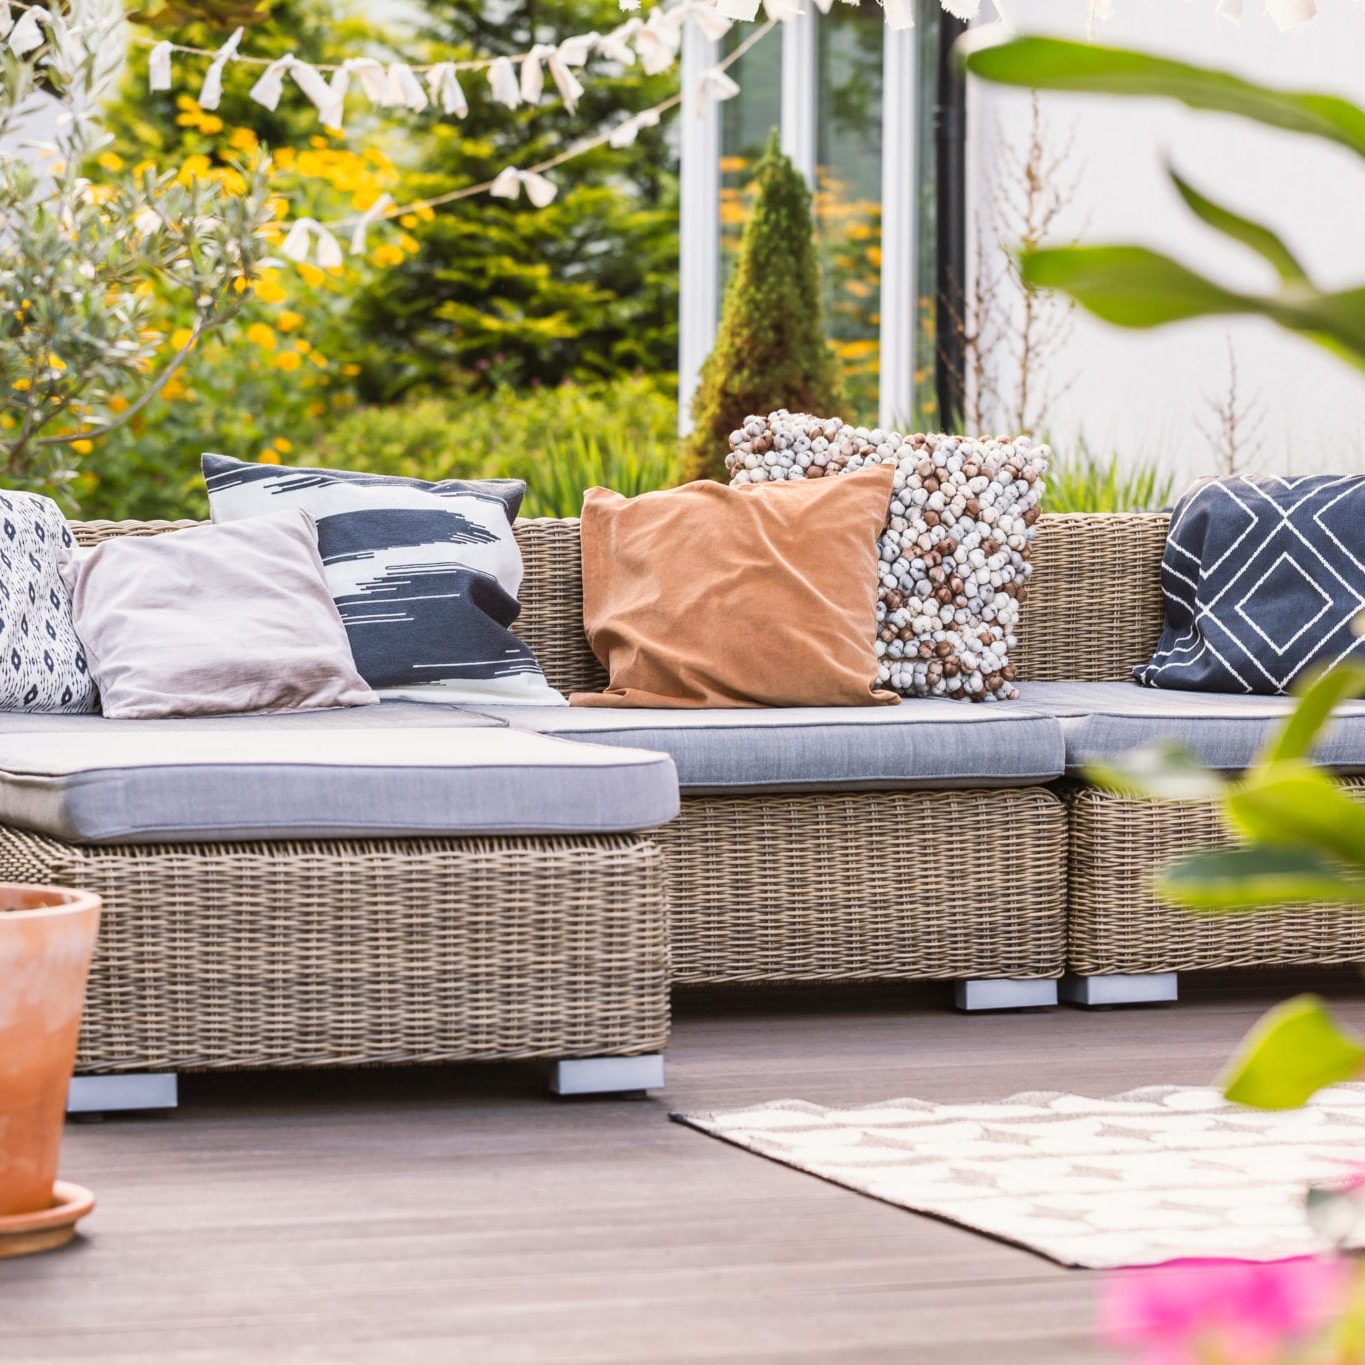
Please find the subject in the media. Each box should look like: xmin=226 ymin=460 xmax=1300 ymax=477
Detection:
xmin=1016 ymin=513 xmax=1170 ymax=682
xmin=655 ymin=789 xmax=1067 ymax=983
xmin=0 ymin=827 xmax=669 ymax=1073
xmin=1068 ymin=782 xmax=1365 ymax=974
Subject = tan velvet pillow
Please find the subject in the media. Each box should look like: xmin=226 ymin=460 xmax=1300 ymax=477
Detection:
xmin=65 ymin=510 xmax=378 ymax=720
xmin=572 ymin=463 xmax=898 ymax=709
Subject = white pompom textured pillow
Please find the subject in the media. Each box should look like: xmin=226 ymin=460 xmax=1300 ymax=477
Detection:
xmin=202 ymin=454 xmax=565 ymax=708
xmin=727 ymin=413 xmax=1047 ymax=702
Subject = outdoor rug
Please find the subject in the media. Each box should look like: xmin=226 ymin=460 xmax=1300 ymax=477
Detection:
xmin=672 ymin=1085 xmax=1365 ymax=1268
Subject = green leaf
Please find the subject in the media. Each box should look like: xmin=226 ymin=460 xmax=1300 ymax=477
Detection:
xmin=1159 ymin=846 xmax=1365 ymax=911
xmin=959 ymin=36 xmax=1365 ymax=162
xmin=1228 ymin=763 xmax=1365 ymax=869
xmin=1265 ymin=661 xmax=1365 ymax=763
xmin=1085 ymin=741 xmax=1226 ymax=802
xmin=1167 ymin=167 xmax=1307 ymax=284
xmin=1019 ymin=246 xmax=1255 ymax=328
xmin=1019 ymin=247 xmax=1365 ymax=372
xmin=1221 ymin=994 xmax=1365 ymax=1110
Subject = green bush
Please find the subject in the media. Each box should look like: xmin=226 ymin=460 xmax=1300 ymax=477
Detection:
xmin=1044 ymin=443 xmax=1176 ymax=514
xmin=684 ymin=130 xmax=842 ymax=483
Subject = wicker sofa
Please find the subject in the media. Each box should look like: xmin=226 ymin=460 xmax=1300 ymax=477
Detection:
xmin=12 ymin=511 xmax=1364 ymax=1114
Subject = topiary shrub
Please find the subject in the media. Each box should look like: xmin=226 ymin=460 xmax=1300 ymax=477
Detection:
xmin=683 ymin=128 xmax=843 ymax=483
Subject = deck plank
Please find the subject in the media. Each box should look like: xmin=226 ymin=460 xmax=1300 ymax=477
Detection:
xmin=3 ymin=970 xmax=1362 ymax=1364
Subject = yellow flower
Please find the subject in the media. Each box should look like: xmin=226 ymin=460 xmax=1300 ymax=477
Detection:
xmin=296 ymin=262 xmax=325 ymax=287
xmin=169 ymin=327 xmax=194 ymax=350
xmin=108 ymin=395 xmax=129 ymax=413
xmin=176 ymin=94 xmax=199 ymax=112
xmin=246 ymin=322 xmax=277 ymax=352
xmin=71 ymin=439 xmax=93 ymax=454
xmin=308 ymin=135 xmax=329 ymax=149
xmin=229 ymin=127 xmax=259 ymax=152
xmin=276 ymin=310 xmax=304 ymax=333
xmin=254 ymin=274 xmax=287 ymax=305
xmin=199 ymin=114 xmax=224 ymax=135
xmin=257 ymin=448 xmax=282 ymax=464
xmin=96 ymin=151 xmax=124 ymax=173
xmin=294 ymin=338 xmax=312 ymax=354
xmin=271 ymin=351 xmax=302 ymax=372
xmin=342 ymin=363 xmax=361 ymax=377
xmin=272 ymin=436 xmax=293 ymax=453
xmin=400 ymin=213 xmax=417 ymax=229
xmin=133 ymin=159 xmax=156 ymax=178
xmin=47 ymin=353 xmax=66 ymax=371
xmin=370 ymin=243 xmax=404 ymax=268
xmin=397 ymin=232 xmax=419 ymax=253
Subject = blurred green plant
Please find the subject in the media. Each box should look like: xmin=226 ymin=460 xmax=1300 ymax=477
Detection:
xmin=960 ymin=35 xmax=1365 ymax=372
xmin=1043 ymin=443 xmax=1175 ymax=514
xmin=1091 ymin=660 xmax=1365 ymax=1112
xmin=504 ymin=429 xmax=681 ymax=519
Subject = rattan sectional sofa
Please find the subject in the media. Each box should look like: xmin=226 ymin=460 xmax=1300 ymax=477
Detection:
xmin=7 ymin=512 xmax=1362 ymax=1114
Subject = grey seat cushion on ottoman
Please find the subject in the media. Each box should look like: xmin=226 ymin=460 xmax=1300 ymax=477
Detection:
xmin=0 ymin=702 xmax=679 ymax=843
xmin=1014 ymin=680 xmax=1365 ymax=772
xmin=469 ymin=700 xmax=1066 ymax=793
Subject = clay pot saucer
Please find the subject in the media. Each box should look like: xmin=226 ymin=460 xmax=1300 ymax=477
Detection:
xmin=0 ymin=1181 xmax=94 ymax=1258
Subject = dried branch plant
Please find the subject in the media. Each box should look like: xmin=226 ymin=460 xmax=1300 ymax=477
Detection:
xmin=1197 ymin=335 xmax=1266 ymax=476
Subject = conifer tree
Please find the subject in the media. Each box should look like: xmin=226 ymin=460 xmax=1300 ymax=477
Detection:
xmin=683 ymin=129 xmax=843 ymax=482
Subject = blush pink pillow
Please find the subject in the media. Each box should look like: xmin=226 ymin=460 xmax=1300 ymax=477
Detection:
xmin=64 ymin=510 xmax=377 ymax=720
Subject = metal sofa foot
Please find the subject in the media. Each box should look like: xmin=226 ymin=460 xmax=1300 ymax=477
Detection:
xmin=68 ymin=1073 xmax=178 ymax=1117
xmin=1060 ymin=972 xmax=1179 ymax=1007
xmin=954 ymin=979 xmax=1058 ymax=1012
xmin=550 ymin=1054 xmax=664 ymax=1097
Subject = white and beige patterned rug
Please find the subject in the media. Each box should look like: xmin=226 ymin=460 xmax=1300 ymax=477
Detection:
xmin=673 ymin=1085 xmax=1365 ymax=1269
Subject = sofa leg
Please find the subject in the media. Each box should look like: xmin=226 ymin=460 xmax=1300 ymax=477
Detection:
xmin=954 ymin=979 xmax=1058 ymax=1012
xmin=67 ymin=1073 xmax=178 ymax=1117
xmin=1060 ymin=972 xmax=1179 ymax=1007
xmin=550 ymin=1054 xmax=664 ymax=1097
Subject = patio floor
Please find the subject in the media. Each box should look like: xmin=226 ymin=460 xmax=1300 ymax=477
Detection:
xmin=5 ymin=970 xmax=1365 ymax=1364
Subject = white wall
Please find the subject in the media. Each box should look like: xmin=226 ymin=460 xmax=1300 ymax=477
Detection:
xmin=967 ymin=0 xmax=1365 ymax=488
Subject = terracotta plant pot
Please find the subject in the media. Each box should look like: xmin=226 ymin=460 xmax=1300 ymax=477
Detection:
xmin=0 ymin=885 xmax=101 ymax=1221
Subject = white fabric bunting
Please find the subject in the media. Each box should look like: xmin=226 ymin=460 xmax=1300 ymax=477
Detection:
xmin=198 ymin=26 xmax=243 ymax=110
xmin=345 ymin=57 xmax=388 ymax=104
xmin=8 ymin=5 xmax=47 ymax=56
xmin=147 ymin=40 xmax=173 ymax=92
xmin=489 ymin=166 xmax=558 ymax=208
xmin=698 ymin=66 xmax=741 ymax=104
xmin=280 ymin=218 xmax=343 ymax=270
xmin=1216 ymin=0 xmax=1243 ymax=19
xmin=426 ymin=62 xmax=468 ymax=117
xmin=712 ymin=0 xmax=761 ymax=18
xmin=487 ymin=56 xmax=521 ymax=108
xmin=248 ymin=53 xmax=293 ymax=111
xmin=386 ymin=62 xmax=428 ymax=111
xmin=884 ymin=0 xmax=916 ymax=28
xmin=556 ymin=32 xmax=596 ymax=66
xmin=0 ymin=2 xmax=13 ymax=39
xmin=546 ymin=50 xmax=585 ymax=112
xmin=1266 ymin=0 xmax=1316 ymax=28
xmin=608 ymin=105 xmax=661 ymax=148
xmin=348 ymin=192 xmax=393 ymax=255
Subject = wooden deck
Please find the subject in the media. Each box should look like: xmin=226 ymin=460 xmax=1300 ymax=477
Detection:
xmin=5 ymin=970 xmax=1365 ymax=1364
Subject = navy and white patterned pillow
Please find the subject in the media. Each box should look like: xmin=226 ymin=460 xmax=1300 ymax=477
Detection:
xmin=202 ymin=454 xmax=565 ymax=707
xmin=0 ymin=492 xmax=97 ymax=713
xmin=1138 ymin=474 xmax=1365 ymax=694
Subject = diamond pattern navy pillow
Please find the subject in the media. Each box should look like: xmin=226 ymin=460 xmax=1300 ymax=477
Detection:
xmin=0 ymin=491 xmax=97 ymax=712
xmin=1137 ymin=475 xmax=1365 ymax=694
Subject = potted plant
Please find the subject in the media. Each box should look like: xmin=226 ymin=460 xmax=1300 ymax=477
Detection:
xmin=0 ymin=885 xmax=101 ymax=1257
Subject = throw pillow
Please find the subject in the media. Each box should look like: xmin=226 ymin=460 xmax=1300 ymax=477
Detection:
xmin=572 ymin=463 xmax=898 ymax=708
xmin=64 ymin=510 xmax=378 ymax=720
xmin=202 ymin=453 xmax=564 ymax=707
xmin=0 ymin=492 xmax=96 ymax=713
xmin=727 ymin=413 xmax=1047 ymax=702
xmin=1137 ymin=474 xmax=1365 ymax=694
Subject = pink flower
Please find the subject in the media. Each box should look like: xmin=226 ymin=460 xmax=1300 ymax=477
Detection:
xmin=1099 ymin=1257 xmax=1351 ymax=1365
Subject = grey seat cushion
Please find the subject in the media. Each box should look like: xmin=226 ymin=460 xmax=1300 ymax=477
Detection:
xmin=0 ymin=702 xmax=678 ymax=843
xmin=472 ymin=701 xmax=1065 ymax=792
xmin=1014 ymin=681 xmax=1365 ymax=772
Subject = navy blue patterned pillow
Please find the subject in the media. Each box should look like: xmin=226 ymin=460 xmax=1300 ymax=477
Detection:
xmin=0 ymin=492 xmax=98 ymax=713
xmin=1137 ymin=475 xmax=1365 ymax=694
xmin=202 ymin=454 xmax=564 ymax=707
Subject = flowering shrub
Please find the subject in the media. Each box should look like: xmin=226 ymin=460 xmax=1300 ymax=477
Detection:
xmin=0 ymin=0 xmax=273 ymax=506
